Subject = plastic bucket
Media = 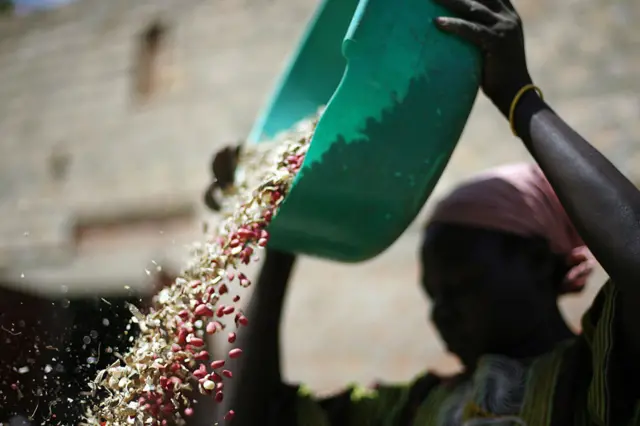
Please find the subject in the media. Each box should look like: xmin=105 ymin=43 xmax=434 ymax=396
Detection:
xmin=246 ymin=0 xmax=480 ymax=262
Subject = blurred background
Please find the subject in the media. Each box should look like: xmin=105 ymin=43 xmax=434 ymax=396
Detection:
xmin=0 ymin=0 xmax=638 ymax=417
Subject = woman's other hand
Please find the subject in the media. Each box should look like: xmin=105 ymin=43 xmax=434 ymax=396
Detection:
xmin=204 ymin=144 xmax=242 ymax=211
xmin=433 ymin=0 xmax=533 ymax=116
xmin=211 ymin=144 xmax=242 ymax=190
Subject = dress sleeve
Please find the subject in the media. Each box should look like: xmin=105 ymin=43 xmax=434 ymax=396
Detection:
xmin=579 ymin=280 xmax=623 ymax=425
xmin=272 ymin=373 xmax=440 ymax=426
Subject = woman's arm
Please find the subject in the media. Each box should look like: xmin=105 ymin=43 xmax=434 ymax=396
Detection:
xmin=220 ymin=248 xmax=297 ymax=424
xmin=513 ymin=93 xmax=640 ymax=290
xmin=433 ymin=0 xmax=640 ymax=291
xmin=203 ymin=145 xmax=299 ymax=423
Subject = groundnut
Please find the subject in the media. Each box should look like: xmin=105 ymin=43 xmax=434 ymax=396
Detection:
xmin=205 ymin=321 xmax=218 ymax=334
xmin=237 ymin=315 xmax=249 ymax=326
xmin=194 ymin=304 xmax=214 ymax=317
xmin=188 ymin=336 xmax=205 ymax=347
xmin=211 ymin=360 xmax=225 ymax=369
xmin=228 ymin=348 xmax=242 ymax=359
xmin=194 ymin=350 xmax=210 ymax=361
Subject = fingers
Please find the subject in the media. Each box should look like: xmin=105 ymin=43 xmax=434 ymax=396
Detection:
xmin=206 ymin=144 xmax=241 ymax=212
xmin=211 ymin=146 xmax=238 ymax=188
xmin=433 ymin=0 xmax=499 ymax=25
xmin=497 ymin=0 xmax=517 ymax=13
xmin=434 ymin=17 xmax=495 ymax=49
xmin=476 ymin=0 xmax=510 ymax=13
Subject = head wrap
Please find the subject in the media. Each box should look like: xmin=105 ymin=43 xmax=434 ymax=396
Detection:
xmin=428 ymin=163 xmax=594 ymax=293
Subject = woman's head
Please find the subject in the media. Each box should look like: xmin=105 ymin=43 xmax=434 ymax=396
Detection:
xmin=421 ymin=163 xmax=594 ymax=367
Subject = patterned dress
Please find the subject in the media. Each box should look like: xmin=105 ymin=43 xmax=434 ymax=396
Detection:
xmin=271 ymin=282 xmax=640 ymax=426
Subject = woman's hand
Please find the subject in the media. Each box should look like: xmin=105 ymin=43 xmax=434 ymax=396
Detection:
xmin=203 ymin=144 xmax=242 ymax=211
xmin=433 ymin=0 xmax=533 ymax=116
xmin=211 ymin=145 xmax=242 ymax=190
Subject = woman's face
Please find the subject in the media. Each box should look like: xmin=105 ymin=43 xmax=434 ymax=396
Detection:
xmin=421 ymin=225 xmax=559 ymax=368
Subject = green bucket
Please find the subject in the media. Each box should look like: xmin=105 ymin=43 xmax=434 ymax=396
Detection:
xmin=246 ymin=0 xmax=480 ymax=262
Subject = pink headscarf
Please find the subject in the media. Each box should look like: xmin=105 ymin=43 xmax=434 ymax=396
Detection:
xmin=428 ymin=163 xmax=594 ymax=294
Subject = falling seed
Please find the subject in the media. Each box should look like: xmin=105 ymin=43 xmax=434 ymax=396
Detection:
xmin=194 ymin=304 xmax=214 ymax=317
xmin=193 ymin=367 xmax=207 ymax=380
xmin=216 ymin=305 xmax=226 ymax=318
xmin=210 ymin=360 xmax=225 ymax=369
xmin=188 ymin=337 xmax=205 ymax=347
xmin=194 ymin=351 xmax=210 ymax=361
xmin=206 ymin=322 xmax=217 ymax=335
xmin=85 ymin=111 xmax=317 ymax=425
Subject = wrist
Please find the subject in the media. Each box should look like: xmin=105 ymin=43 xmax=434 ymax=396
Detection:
xmin=512 ymin=89 xmax=547 ymax=138
xmin=256 ymin=249 xmax=296 ymax=295
xmin=490 ymin=77 xmax=534 ymax=118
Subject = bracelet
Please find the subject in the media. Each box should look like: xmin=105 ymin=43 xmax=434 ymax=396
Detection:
xmin=509 ymin=84 xmax=544 ymax=136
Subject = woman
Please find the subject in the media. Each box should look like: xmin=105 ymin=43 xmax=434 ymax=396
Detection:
xmin=214 ymin=0 xmax=640 ymax=424
xmin=214 ymin=162 xmax=600 ymax=426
